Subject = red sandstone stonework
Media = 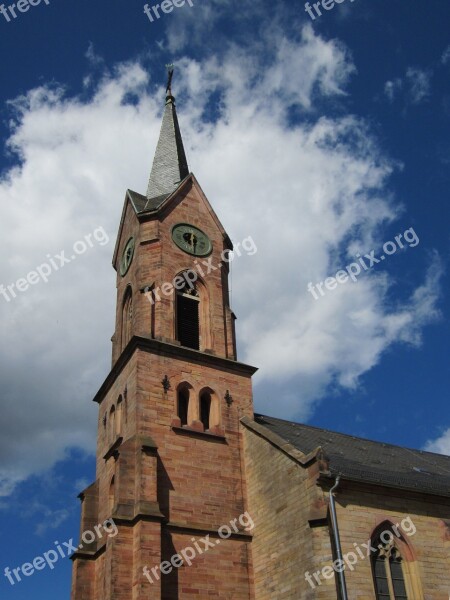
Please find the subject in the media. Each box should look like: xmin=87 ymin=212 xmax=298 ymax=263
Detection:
xmin=71 ymin=175 xmax=257 ymax=600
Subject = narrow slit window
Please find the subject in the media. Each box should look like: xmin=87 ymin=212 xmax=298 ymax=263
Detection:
xmin=374 ymin=556 xmax=390 ymax=599
xmin=200 ymin=392 xmax=211 ymax=431
xmin=178 ymin=388 xmax=189 ymax=426
xmin=390 ymin=551 xmax=408 ymax=599
xmin=122 ymin=288 xmax=133 ymax=350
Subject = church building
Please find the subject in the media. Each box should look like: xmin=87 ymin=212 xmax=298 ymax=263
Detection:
xmin=70 ymin=70 xmax=450 ymax=600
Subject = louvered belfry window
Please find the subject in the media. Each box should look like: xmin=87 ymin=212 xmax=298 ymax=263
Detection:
xmin=176 ymin=282 xmax=200 ymax=350
xmin=372 ymin=526 xmax=408 ymax=600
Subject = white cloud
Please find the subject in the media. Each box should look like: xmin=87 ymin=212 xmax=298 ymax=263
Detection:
xmin=441 ymin=45 xmax=450 ymax=65
xmin=0 ymin=27 xmax=442 ymax=494
xmin=384 ymin=78 xmax=402 ymax=102
xmin=35 ymin=508 xmax=71 ymax=536
xmin=383 ymin=67 xmax=431 ymax=106
xmin=424 ymin=429 xmax=450 ymax=456
xmin=406 ymin=67 xmax=431 ymax=104
xmin=74 ymin=477 xmax=90 ymax=492
xmin=165 ymin=0 xmax=269 ymax=53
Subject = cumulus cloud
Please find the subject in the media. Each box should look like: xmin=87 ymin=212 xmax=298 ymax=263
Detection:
xmin=424 ymin=429 xmax=450 ymax=456
xmin=0 ymin=62 xmax=158 ymax=496
xmin=0 ymin=26 xmax=442 ymax=494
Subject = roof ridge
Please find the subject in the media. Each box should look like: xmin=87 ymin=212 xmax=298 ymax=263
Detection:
xmin=255 ymin=413 xmax=450 ymax=461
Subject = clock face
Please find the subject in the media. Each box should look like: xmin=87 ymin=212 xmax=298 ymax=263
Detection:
xmin=171 ymin=223 xmax=212 ymax=257
xmin=120 ymin=237 xmax=135 ymax=276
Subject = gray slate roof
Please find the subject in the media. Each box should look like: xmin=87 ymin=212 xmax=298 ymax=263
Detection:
xmin=146 ymin=93 xmax=189 ymax=201
xmin=255 ymin=414 xmax=450 ymax=498
xmin=127 ymin=189 xmax=170 ymax=214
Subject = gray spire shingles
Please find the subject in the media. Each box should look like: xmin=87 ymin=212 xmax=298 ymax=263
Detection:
xmin=146 ymin=93 xmax=189 ymax=201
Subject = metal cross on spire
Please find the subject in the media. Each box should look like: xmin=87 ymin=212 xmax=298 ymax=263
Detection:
xmin=166 ymin=63 xmax=174 ymax=95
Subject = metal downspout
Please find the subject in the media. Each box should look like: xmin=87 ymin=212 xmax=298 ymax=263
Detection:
xmin=329 ymin=475 xmax=349 ymax=600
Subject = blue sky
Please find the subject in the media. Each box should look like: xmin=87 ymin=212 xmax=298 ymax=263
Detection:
xmin=0 ymin=0 xmax=449 ymax=597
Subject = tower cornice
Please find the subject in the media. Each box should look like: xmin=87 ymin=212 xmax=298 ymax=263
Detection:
xmin=93 ymin=335 xmax=258 ymax=405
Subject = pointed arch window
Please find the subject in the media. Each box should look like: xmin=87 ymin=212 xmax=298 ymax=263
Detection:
xmin=372 ymin=525 xmax=408 ymax=600
xmin=176 ymin=281 xmax=200 ymax=350
xmin=200 ymin=391 xmax=211 ymax=431
xmin=198 ymin=388 xmax=220 ymax=432
xmin=122 ymin=287 xmax=133 ymax=350
xmin=177 ymin=387 xmax=190 ymax=426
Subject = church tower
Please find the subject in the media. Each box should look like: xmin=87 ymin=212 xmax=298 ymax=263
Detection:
xmin=70 ymin=68 xmax=257 ymax=599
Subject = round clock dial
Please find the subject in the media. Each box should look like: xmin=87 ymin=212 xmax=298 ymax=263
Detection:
xmin=120 ymin=237 xmax=135 ymax=276
xmin=172 ymin=224 xmax=212 ymax=257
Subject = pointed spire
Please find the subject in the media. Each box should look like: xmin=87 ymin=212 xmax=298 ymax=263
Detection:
xmin=146 ymin=65 xmax=189 ymax=200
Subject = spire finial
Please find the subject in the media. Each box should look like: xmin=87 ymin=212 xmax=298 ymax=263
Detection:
xmin=165 ymin=63 xmax=174 ymax=97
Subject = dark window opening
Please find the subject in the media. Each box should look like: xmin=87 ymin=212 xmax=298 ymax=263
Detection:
xmin=373 ymin=557 xmax=390 ymax=599
xmin=176 ymin=288 xmax=200 ymax=350
xmin=178 ymin=389 xmax=189 ymax=426
xmin=122 ymin=288 xmax=133 ymax=350
xmin=390 ymin=554 xmax=408 ymax=599
xmin=200 ymin=392 xmax=211 ymax=431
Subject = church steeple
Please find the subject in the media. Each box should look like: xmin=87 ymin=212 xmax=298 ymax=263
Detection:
xmin=146 ymin=65 xmax=189 ymax=200
xmin=71 ymin=64 xmax=257 ymax=600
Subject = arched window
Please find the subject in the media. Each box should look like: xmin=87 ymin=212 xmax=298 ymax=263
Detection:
xmin=116 ymin=396 xmax=123 ymax=436
xmin=177 ymin=387 xmax=190 ymax=426
xmin=174 ymin=275 xmax=211 ymax=351
xmin=372 ymin=524 xmax=408 ymax=600
xmin=176 ymin=281 xmax=200 ymax=350
xmin=198 ymin=388 xmax=221 ymax=432
xmin=122 ymin=287 xmax=133 ymax=350
xmin=109 ymin=406 xmax=116 ymax=442
xmin=109 ymin=476 xmax=115 ymax=514
xmin=200 ymin=391 xmax=211 ymax=431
